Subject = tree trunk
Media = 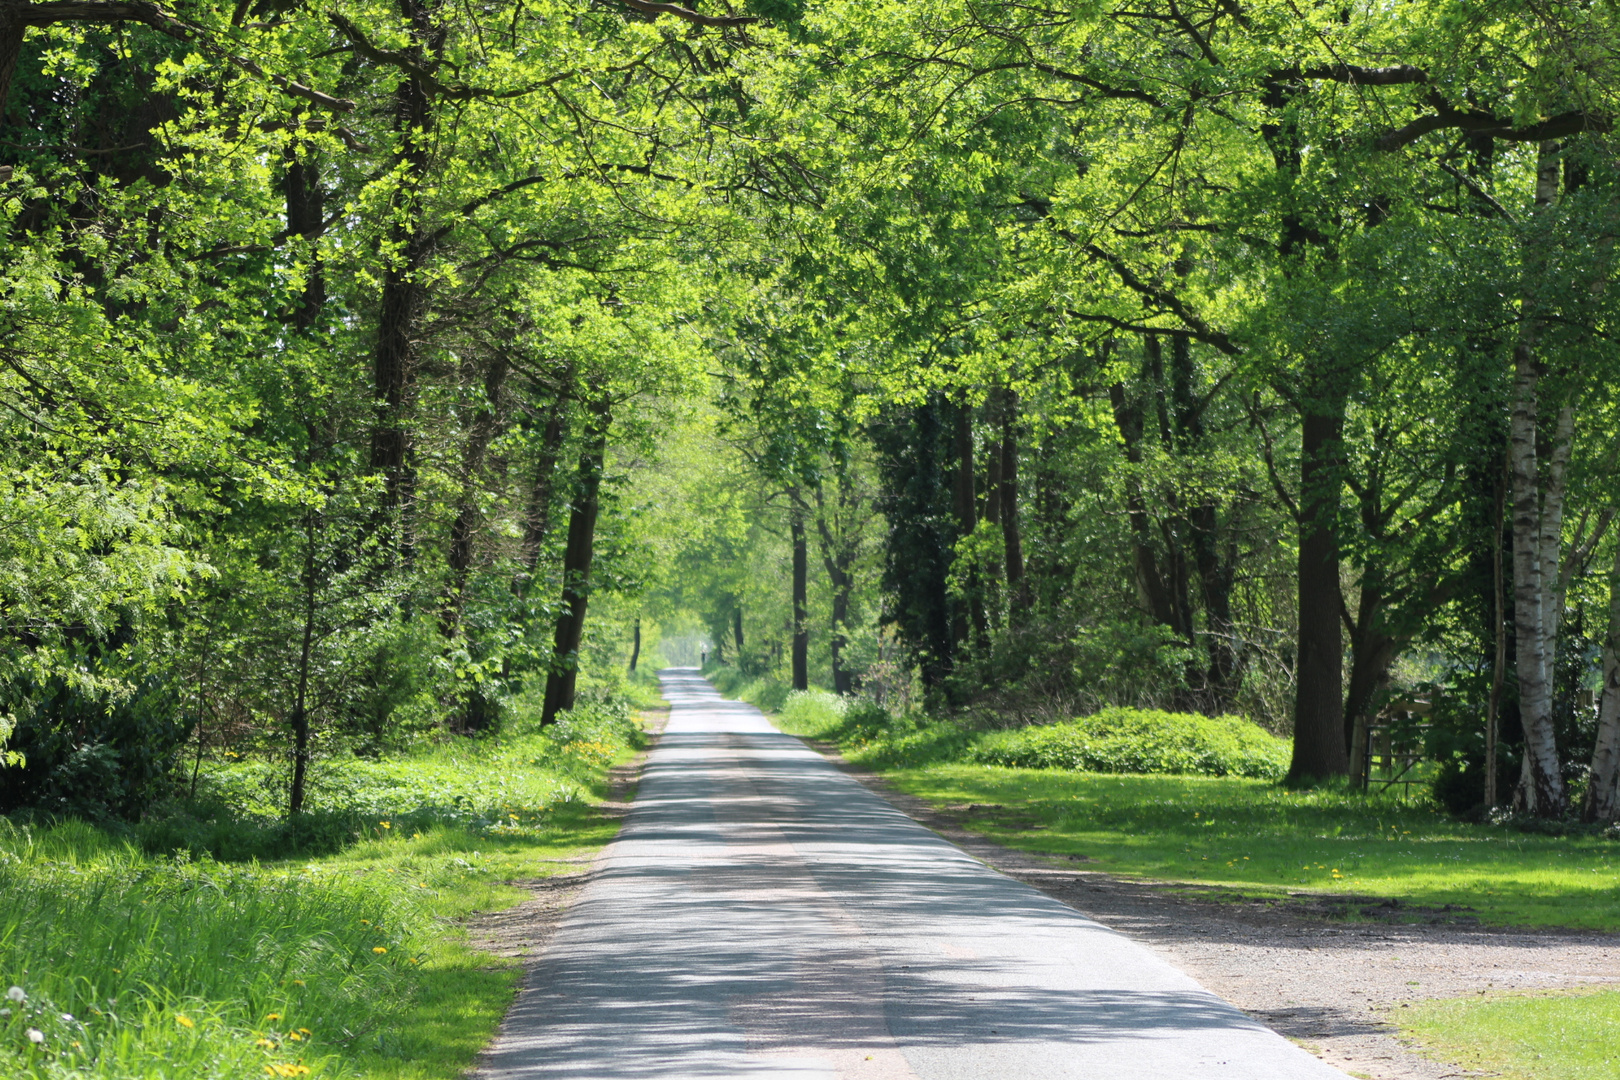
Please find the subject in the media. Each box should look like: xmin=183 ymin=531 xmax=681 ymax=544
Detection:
xmin=1343 ymin=587 xmax=1394 ymax=788
xmin=1487 ymin=460 xmax=1508 ymax=808
xmin=1585 ymin=544 xmax=1620 ymax=822
xmin=733 ymin=607 xmax=744 ymax=657
xmin=628 ymin=618 xmax=641 ymax=675
xmin=1110 ymin=382 xmax=1180 ymax=632
xmin=515 ymin=396 xmax=570 ymax=595
xmin=791 ymin=498 xmax=809 ymax=692
xmin=0 ymin=12 xmax=24 ymax=122
xmin=1000 ymin=389 xmax=1027 ymax=614
xmin=288 ymin=510 xmax=318 ymax=815
xmin=1509 ymin=140 xmax=1571 ymax=818
xmin=952 ymin=401 xmax=987 ymax=642
xmin=443 ymin=354 xmax=510 ymax=636
xmin=1287 ymin=404 xmax=1350 ymax=782
xmin=540 ymin=395 xmax=611 ymax=725
xmin=369 ymin=4 xmax=443 ymax=551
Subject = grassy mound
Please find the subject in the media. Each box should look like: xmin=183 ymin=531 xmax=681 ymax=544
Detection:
xmin=969 ymin=707 xmax=1290 ymax=780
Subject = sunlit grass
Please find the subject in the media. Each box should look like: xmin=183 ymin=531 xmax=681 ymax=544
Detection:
xmin=883 ymin=765 xmax=1620 ymax=929
xmin=0 ymin=716 xmax=639 ymax=1078
xmin=1403 ymin=989 xmax=1620 ymax=1079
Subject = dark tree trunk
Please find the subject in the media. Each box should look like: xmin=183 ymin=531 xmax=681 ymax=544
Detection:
xmin=952 ymin=401 xmax=986 ymax=643
xmin=443 ymin=354 xmax=510 ymax=636
xmin=813 ymin=484 xmax=857 ymax=696
xmin=288 ymin=511 xmax=318 ymax=815
xmin=0 ymin=12 xmax=23 ymax=121
xmin=1287 ymin=404 xmax=1350 ymax=782
xmin=628 ymin=617 xmax=641 ymax=674
xmin=791 ymin=499 xmax=809 ymax=692
xmin=1110 ymin=381 xmax=1181 ymax=633
xmin=516 ymin=397 xmax=570 ymax=595
xmin=541 ymin=395 xmax=611 ymax=725
xmin=1000 ymin=389 xmax=1027 ymax=613
xmin=733 ymin=607 xmax=744 ymax=656
xmin=368 ymin=3 xmax=444 ymax=551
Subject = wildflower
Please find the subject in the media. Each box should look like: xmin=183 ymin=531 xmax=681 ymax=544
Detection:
xmin=298 ymin=1029 xmax=311 ymax=1036
xmin=380 ymin=821 xmax=391 ymax=829
xmin=266 ymin=1013 xmax=282 ymax=1021
xmin=291 ymin=980 xmax=305 ymax=988
xmin=288 ymin=1031 xmax=303 ymax=1041
xmin=359 ymin=920 xmax=371 ymax=927
xmin=176 ymin=1014 xmax=195 ymax=1029
xmin=6 ymin=986 xmax=24 ymax=1003
xmin=0 ymin=1008 xmax=9 ymax=1018
xmin=71 ymin=1041 xmax=81 ymax=1049
xmin=373 ymin=947 xmax=388 ymax=954
xmin=27 ymin=1029 xmax=44 ymax=1044
xmin=60 ymin=1013 xmax=73 ymax=1022
xmin=256 ymin=1038 xmax=276 ymax=1049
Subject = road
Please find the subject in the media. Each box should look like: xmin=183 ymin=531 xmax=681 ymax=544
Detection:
xmin=477 ymin=669 xmax=1349 ymax=1079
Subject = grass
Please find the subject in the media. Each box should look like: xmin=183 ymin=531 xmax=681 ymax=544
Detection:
xmin=0 ymin=696 xmax=646 ymax=1079
xmin=878 ymin=765 xmax=1620 ymax=929
xmin=766 ymin=689 xmax=1620 ymax=931
xmin=1402 ymin=989 xmax=1620 ymax=1079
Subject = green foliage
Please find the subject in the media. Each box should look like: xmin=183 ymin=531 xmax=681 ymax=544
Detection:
xmin=1403 ymin=990 xmax=1620 ymax=1080
xmin=707 ymin=667 xmax=794 ymax=713
xmin=1 ymin=677 xmax=188 ymax=821
xmin=970 ymin=709 xmax=1292 ymax=780
xmin=141 ymin=695 xmax=644 ymax=863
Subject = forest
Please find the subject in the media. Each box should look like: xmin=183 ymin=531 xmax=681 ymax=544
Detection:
xmin=8 ymin=3 xmax=1620 ymax=1078
xmin=3 ymin=0 xmax=1620 ymax=827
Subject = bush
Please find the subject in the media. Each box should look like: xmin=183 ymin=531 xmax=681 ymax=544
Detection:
xmin=776 ymin=690 xmax=846 ymax=734
xmin=970 ymin=707 xmax=1291 ymax=779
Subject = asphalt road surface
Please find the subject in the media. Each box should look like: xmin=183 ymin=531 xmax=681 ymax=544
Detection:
xmin=478 ymin=669 xmax=1348 ymax=1080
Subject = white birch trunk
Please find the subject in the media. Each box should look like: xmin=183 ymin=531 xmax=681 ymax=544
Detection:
xmin=1512 ymin=141 xmax=1569 ymax=817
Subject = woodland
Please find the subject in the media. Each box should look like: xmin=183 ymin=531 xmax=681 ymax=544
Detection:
xmin=2 ymin=0 xmax=1620 ymax=829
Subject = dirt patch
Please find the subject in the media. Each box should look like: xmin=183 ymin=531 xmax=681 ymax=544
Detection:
xmin=807 ymin=739 xmax=1620 ymax=1080
xmin=466 ymin=707 xmax=669 ymax=961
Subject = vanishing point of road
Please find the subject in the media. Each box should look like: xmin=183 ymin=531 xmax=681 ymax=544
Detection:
xmin=478 ymin=669 xmax=1349 ymax=1079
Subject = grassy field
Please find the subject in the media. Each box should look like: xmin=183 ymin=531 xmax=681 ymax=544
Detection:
xmin=1403 ymin=989 xmax=1620 ymax=1079
xmin=0 ymin=694 xmax=650 ymax=1079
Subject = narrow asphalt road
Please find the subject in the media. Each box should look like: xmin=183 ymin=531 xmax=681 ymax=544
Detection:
xmin=478 ymin=669 xmax=1349 ymax=1079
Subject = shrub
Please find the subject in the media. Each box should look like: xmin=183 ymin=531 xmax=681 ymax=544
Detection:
xmin=776 ymin=691 xmax=846 ymax=735
xmin=969 ymin=707 xmax=1290 ymax=779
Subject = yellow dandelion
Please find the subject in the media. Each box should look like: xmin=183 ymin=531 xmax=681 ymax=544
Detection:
xmin=266 ymin=1013 xmax=282 ymax=1021
xmin=176 ymin=1014 xmax=195 ymax=1029
xmin=288 ymin=1032 xmax=303 ymax=1041
xmin=380 ymin=821 xmax=391 ymax=829
xmin=256 ymin=1038 xmax=275 ymax=1049
xmin=373 ymin=947 xmax=388 ymax=955
xmin=359 ymin=920 xmax=371 ymax=927
xmin=291 ymin=980 xmax=305 ymax=988
xmin=298 ymin=1029 xmax=311 ymax=1036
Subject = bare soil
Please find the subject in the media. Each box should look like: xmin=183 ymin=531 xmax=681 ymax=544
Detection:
xmin=811 ymin=742 xmax=1620 ymax=1080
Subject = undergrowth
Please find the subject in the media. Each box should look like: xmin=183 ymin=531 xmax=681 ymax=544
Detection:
xmin=0 ymin=694 xmax=645 ymax=1078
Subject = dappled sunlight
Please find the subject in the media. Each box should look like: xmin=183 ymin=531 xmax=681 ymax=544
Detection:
xmin=478 ymin=670 xmax=1343 ymax=1079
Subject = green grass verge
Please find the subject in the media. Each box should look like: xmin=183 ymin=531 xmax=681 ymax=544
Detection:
xmin=875 ymin=765 xmax=1620 ymax=929
xmin=1402 ymin=989 xmax=1620 ymax=1079
xmin=762 ymin=690 xmax=1620 ymax=931
xmin=1 ymin=702 xmax=646 ymax=1078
